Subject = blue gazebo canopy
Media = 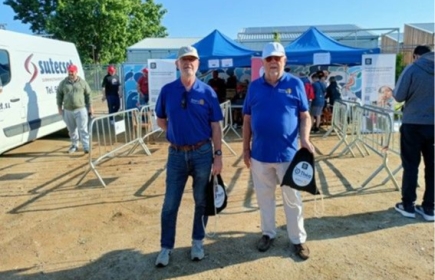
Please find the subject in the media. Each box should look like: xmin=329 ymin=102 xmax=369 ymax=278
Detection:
xmin=285 ymin=27 xmax=380 ymax=65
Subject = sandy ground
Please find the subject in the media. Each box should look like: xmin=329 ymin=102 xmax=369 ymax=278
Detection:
xmin=0 ymin=103 xmax=433 ymax=280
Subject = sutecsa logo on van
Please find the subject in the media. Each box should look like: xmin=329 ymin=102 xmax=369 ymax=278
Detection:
xmin=24 ymin=54 xmax=74 ymax=83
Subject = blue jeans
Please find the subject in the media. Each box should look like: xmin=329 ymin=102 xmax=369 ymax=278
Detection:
xmin=400 ymin=124 xmax=434 ymax=209
xmin=160 ymin=142 xmax=213 ymax=249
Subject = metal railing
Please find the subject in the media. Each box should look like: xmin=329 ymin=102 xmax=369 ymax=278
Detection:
xmin=361 ymin=105 xmax=403 ymax=186
xmin=77 ymin=108 xmax=149 ymax=187
xmin=353 ymin=105 xmax=399 ymax=190
xmin=129 ymin=104 xmax=163 ymax=155
xmin=220 ymin=100 xmax=238 ymax=155
xmin=325 ymin=100 xmax=366 ymax=157
xmin=322 ymin=101 xmax=403 ymax=190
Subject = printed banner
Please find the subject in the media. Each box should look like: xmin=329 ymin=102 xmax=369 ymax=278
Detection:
xmin=361 ymin=54 xmax=396 ymax=109
xmin=147 ymin=59 xmax=177 ymax=104
xmin=251 ymin=57 xmax=263 ymax=81
xmin=121 ymin=63 xmax=147 ymax=110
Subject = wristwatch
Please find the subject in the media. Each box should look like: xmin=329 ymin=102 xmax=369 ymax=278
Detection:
xmin=214 ymin=150 xmax=222 ymax=156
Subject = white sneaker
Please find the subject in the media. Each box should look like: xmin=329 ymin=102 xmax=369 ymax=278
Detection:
xmin=191 ymin=240 xmax=204 ymax=261
xmin=68 ymin=145 xmax=78 ymax=154
xmin=394 ymin=202 xmax=415 ymax=218
xmin=415 ymin=205 xmax=435 ymax=222
xmin=155 ymin=248 xmax=172 ymax=267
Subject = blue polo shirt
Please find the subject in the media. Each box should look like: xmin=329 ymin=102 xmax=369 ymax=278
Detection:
xmin=243 ymin=73 xmax=309 ymax=163
xmin=155 ymin=78 xmax=223 ymax=146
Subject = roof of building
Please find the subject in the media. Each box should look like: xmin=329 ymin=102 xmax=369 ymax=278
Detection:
xmin=128 ymin=37 xmax=202 ymax=50
xmin=406 ymin=23 xmax=435 ymax=34
xmin=237 ymin=24 xmax=379 ymax=42
xmin=385 ymin=32 xmax=404 ymax=42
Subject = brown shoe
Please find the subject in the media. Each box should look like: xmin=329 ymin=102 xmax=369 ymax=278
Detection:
xmin=257 ymin=235 xmax=274 ymax=252
xmin=294 ymin=243 xmax=310 ymax=260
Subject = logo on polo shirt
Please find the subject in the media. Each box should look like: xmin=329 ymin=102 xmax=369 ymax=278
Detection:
xmin=191 ymin=99 xmax=205 ymax=105
xmin=278 ymin=88 xmax=292 ymax=94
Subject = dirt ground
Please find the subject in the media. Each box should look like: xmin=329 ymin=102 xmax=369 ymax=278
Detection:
xmin=0 ymin=105 xmax=433 ymax=280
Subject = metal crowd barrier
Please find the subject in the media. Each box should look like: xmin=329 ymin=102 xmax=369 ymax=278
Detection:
xmin=129 ymin=104 xmax=163 ymax=155
xmin=322 ymin=101 xmax=402 ymax=190
xmin=352 ymin=105 xmax=399 ymax=190
xmin=220 ymin=100 xmax=237 ymax=155
xmin=77 ymin=108 xmax=149 ymax=187
xmin=326 ymin=100 xmax=365 ymax=157
xmin=362 ymin=105 xmax=403 ymax=186
xmin=221 ymin=100 xmax=241 ymax=139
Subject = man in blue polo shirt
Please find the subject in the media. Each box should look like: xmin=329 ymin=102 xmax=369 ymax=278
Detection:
xmin=242 ymin=42 xmax=314 ymax=260
xmin=154 ymin=45 xmax=223 ymax=267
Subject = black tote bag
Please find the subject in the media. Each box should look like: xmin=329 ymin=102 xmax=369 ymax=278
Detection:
xmin=205 ymin=174 xmax=228 ymax=216
xmin=281 ymin=147 xmax=320 ymax=195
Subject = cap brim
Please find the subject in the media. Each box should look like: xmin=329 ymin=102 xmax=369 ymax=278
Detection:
xmin=262 ymin=52 xmax=286 ymax=59
xmin=178 ymin=54 xmax=199 ymax=59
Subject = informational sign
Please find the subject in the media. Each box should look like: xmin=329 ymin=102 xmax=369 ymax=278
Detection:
xmin=361 ymin=54 xmax=396 ymax=109
xmin=221 ymin=58 xmax=233 ymax=68
xmin=313 ymin=53 xmax=331 ymax=65
xmin=147 ymin=59 xmax=177 ymax=104
xmin=114 ymin=120 xmax=126 ymax=135
xmin=208 ymin=59 xmax=219 ymax=68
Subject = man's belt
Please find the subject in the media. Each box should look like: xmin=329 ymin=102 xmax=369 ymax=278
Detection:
xmin=170 ymin=139 xmax=210 ymax=152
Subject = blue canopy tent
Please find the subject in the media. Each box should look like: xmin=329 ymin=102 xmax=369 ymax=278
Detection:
xmin=285 ymin=27 xmax=380 ymax=65
xmin=169 ymin=29 xmax=259 ymax=70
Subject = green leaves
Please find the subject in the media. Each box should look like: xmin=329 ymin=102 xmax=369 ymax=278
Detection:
xmin=4 ymin=0 xmax=57 ymax=34
xmin=5 ymin=0 xmax=168 ymax=64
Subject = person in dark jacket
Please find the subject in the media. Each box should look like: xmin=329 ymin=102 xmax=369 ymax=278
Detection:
xmin=310 ymin=73 xmax=326 ymax=132
xmin=326 ymin=76 xmax=341 ymax=107
xmin=102 ymin=65 xmax=121 ymax=123
xmin=393 ymin=45 xmax=434 ymax=222
xmin=208 ymin=70 xmax=227 ymax=103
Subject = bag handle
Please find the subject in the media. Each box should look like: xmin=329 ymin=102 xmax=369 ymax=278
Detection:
xmin=203 ymin=173 xmax=220 ymax=238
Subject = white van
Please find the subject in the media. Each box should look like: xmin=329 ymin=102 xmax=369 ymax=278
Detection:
xmin=0 ymin=30 xmax=85 ymax=155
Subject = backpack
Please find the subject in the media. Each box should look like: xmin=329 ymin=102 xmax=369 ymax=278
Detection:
xmin=304 ymin=82 xmax=315 ymax=101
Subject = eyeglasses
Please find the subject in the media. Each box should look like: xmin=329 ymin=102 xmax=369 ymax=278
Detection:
xmin=265 ymin=56 xmax=282 ymax=62
xmin=180 ymin=56 xmax=198 ymax=62
xmin=181 ymin=91 xmax=188 ymax=109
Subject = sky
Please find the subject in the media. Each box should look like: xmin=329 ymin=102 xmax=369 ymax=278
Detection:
xmin=0 ymin=0 xmax=434 ymax=39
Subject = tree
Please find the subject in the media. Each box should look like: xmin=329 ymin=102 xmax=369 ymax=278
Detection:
xmin=4 ymin=0 xmax=167 ymax=64
xmin=3 ymin=0 xmax=57 ymax=34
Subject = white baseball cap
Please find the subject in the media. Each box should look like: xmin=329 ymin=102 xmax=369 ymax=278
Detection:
xmin=262 ymin=42 xmax=286 ymax=59
xmin=177 ymin=46 xmax=199 ymax=59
